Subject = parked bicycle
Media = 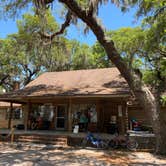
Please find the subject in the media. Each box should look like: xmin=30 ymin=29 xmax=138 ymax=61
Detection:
xmin=81 ymin=132 xmax=108 ymax=149
xmin=108 ymin=133 xmax=138 ymax=151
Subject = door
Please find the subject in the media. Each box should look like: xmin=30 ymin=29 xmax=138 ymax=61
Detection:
xmin=56 ymin=105 xmax=66 ymax=130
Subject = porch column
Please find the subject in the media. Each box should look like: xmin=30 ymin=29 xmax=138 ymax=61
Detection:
xmin=118 ymin=105 xmax=125 ymax=134
xmin=125 ymin=103 xmax=129 ymax=131
xmin=8 ymin=102 xmax=13 ymax=129
xmin=24 ymin=102 xmax=30 ymax=131
xmin=96 ymin=101 xmax=101 ymax=131
xmin=68 ymin=98 xmax=72 ymax=132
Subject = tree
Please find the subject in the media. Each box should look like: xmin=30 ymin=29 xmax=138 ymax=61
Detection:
xmin=128 ymin=0 xmax=166 ymax=154
xmin=0 ymin=11 xmax=71 ymax=90
xmin=0 ymin=0 xmax=166 ymax=154
xmin=13 ymin=11 xmax=71 ymax=77
xmin=0 ymin=38 xmax=21 ymax=91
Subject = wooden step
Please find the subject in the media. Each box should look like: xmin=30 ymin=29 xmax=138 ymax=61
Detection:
xmin=18 ymin=136 xmax=67 ymax=141
xmin=16 ymin=135 xmax=68 ymax=145
xmin=18 ymin=138 xmax=66 ymax=145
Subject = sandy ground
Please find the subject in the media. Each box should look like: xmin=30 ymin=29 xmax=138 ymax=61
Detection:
xmin=0 ymin=143 xmax=166 ymax=166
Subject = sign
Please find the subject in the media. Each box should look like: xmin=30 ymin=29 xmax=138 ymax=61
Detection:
xmin=118 ymin=105 xmax=123 ymax=117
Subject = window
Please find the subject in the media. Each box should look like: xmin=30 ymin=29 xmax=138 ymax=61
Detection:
xmin=6 ymin=108 xmax=23 ymax=120
xmin=14 ymin=108 xmax=22 ymax=119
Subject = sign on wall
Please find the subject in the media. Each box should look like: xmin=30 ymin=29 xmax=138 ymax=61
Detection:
xmin=118 ymin=105 xmax=123 ymax=117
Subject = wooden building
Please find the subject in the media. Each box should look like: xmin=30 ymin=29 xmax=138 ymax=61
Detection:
xmin=0 ymin=68 xmax=153 ymax=134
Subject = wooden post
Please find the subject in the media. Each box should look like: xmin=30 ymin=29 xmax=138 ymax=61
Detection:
xmin=125 ymin=103 xmax=129 ymax=131
xmin=24 ymin=102 xmax=30 ymax=131
xmin=11 ymin=126 xmax=15 ymax=143
xmin=8 ymin=102 xmax=13 ymax=129
xmin=68 ymin=98 xmax=72 ymax=132
xmin=96 ymin=101 xmax=100 ymax=131
xmin=118 ymin=104 xmax=125 ymax=134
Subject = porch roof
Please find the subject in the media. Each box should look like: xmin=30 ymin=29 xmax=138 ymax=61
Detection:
xmin=0 ymin=68 xmax=131 ymax=103
xmin=0 ymin=102 xmax=21 ymax=107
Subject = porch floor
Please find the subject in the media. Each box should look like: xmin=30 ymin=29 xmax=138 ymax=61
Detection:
xmin=0 ymin=129 xmax=113 ymax=139
xmin=0 ymin=129 xmax=155 ymax=138
xmin=0 ymin=129 xmax=156 ymax=149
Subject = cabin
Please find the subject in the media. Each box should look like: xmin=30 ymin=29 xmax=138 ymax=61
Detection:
xmin=0 ymin=68 xmax=153 ymax=135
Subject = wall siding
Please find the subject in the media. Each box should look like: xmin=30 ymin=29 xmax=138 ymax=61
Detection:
xmin=0 ymin=108 xmax=24 ymax=129
xmin=128 ymin=106 xmax=152 ymax=128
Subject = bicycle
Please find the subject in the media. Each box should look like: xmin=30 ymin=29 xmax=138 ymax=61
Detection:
xmin=108 ymin=133 xmax=138 ymax=151
xmin=81 ymin=132 xmax=108 ymax=149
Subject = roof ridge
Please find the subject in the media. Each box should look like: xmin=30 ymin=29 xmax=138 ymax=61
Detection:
xmin=42 ymin=67 xmax=117 ymax=74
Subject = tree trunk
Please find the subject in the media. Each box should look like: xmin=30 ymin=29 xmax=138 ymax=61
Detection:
xmin=155 ymin=104 xmax=166 ymax=154
xmin=59 ymin=0 xmax=166 ymax=154
xmin=153 ymin=87 xmax=166 ymax=154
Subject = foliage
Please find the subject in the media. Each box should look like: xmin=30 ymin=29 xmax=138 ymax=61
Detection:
xmin=91 ymin=42 xmax=112 ymax=68
xmin=108 ymin=27 xmax=145 ymax=68
xmin=69 ymin=41 xmax=92 ymax=70
xmin=0 ymin=38 xmax=21 ymax=91
xmin=161 ymin=95 xmax=166 ymax=107
xmin=0 ymin=11 xmax=69 ymax=90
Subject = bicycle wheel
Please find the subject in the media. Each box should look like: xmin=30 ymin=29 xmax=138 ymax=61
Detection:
xmin=108 ymin=140 xmax=118 ymax=149
xmin=127 ymin=140 xmax=138 ymax=151
xmin=99 ymin=141 xmax=108 ymax=149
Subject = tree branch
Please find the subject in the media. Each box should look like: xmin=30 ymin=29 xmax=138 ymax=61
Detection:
xmin=39 ymin=10 xmax=72 ymax=40
xmin=0 ymin=75 xmax=9 ymax=86
xmin=154 ymin=5 xmax=166 ymax=18
xmin=154 ymin=47 xmax=166 ymax=57
xmin=34 ymin=0 xmax=54 ymax=9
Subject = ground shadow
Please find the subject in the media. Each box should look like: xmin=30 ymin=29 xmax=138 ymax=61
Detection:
xmin=0 ymin=143 xmax=166 ymax=166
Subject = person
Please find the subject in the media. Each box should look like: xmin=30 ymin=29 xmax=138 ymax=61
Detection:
xmin=31 ymin=112 xmax=41 ymax=130
xmin=79 ymin=112 xmax=88 ymax=131
xmin=36 ymin=113 xmax=43 ymax=129
xmin=89 ymin=106 xmax=97 ymax=123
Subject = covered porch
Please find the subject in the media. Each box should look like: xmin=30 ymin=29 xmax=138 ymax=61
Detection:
xmin=1 ymin=95 xmax=130 ymax=135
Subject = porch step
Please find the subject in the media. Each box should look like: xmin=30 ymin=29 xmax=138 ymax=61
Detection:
xmin=17 ymin=135 xmax=68 ymax=146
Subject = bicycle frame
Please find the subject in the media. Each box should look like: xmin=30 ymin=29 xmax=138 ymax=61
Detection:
xmin=83 ymin=132 xmax=108 ymax=149
xmin=109 ymin=134 xmax=138 ymax=150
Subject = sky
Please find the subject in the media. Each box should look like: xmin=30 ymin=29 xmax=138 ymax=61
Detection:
xmin=0 ymin=3 xmax=141 ymax=46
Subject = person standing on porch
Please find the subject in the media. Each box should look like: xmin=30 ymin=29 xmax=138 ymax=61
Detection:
xmin=79 ymin=112 xmax=88 ymax=131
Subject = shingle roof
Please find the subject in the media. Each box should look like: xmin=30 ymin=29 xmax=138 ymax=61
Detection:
xmin=0 ymin=68 xmax=130 ymax=99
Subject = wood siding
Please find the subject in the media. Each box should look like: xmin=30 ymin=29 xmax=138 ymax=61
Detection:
xmin=128 ymin=106 xmax=151 ymax=128
xmin=97 ymin=101 xmax=126 ymax=134
xmin=0 ymin=108 xmax=24 ymax=129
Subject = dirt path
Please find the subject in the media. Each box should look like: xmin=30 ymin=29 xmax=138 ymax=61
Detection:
xmin=0 ymin=143 xmax=166 ymax=166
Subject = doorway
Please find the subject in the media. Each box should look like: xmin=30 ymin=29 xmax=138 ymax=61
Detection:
xmin=55 ymin=105 xmax=66 ymax=130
